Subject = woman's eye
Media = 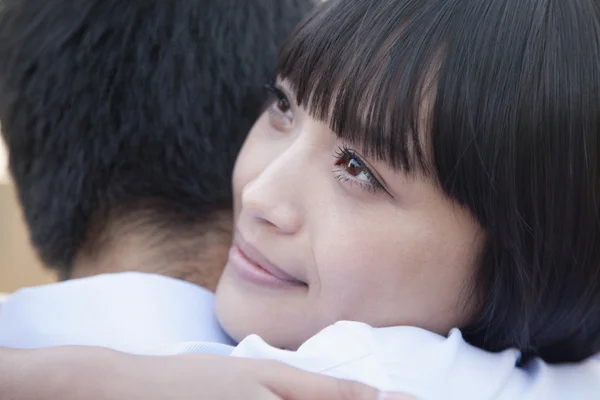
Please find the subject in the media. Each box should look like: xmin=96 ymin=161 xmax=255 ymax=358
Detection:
xmin=275 ymin=94 xmax=291 ymax=113
xmin=264 ymin=83 xmax=293 ymax=130
xmin=333 ymin=147 xmax=385 ymax=194
xmin=346 ymin=158 xmax=363 ymax=178
xmin=265 ymin=84 xmax=292 ymax=113
xmin=337 ymin=153 xmax=370 ymax=180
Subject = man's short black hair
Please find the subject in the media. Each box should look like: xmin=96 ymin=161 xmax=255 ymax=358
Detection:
xmin=0 ymin=0 xmax=314 ymax=275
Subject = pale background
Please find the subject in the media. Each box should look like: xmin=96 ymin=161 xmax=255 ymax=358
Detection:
xmin=0 ymin=137 xmax=55 ymax=293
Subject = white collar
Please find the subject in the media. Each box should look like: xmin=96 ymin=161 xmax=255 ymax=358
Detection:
xmin=0 ymin=272 xmax=234 ymax=354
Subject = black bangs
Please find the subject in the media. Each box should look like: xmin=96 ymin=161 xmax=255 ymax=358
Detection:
xmin=276 ymin=0 xmax=453 ymax=174
xmin=277 ymin=0 xmax=600 ymax=363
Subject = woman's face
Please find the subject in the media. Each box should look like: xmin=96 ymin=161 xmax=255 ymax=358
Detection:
xmin=215 ymin=80 xmax=484 ymax=349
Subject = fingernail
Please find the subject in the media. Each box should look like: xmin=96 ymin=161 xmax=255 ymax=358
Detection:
xmin=378 ymin=392 xmax=416 ymax=400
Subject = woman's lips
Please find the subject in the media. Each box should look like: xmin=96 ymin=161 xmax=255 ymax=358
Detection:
xmin=228 ymin=241 xmax=305 ymax=288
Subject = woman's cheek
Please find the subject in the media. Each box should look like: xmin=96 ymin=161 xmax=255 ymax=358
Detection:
xmin=313 ymin=239 xmax=378 ymax=306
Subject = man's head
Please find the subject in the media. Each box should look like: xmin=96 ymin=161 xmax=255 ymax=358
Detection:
xmin=0 ymin=0 xmax=313 ymax=288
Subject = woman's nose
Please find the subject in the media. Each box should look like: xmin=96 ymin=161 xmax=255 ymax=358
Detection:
xmin=240 ymin=146 xmax=305 ymax=235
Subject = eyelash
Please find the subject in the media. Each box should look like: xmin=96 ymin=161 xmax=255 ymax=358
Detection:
xmin=264 ymin=84 xmax=387 ymax=196
xmin=264 ymin=83 xmax=292 ymax=120
xmin=333 ymin=146 xmax=385 ymax=194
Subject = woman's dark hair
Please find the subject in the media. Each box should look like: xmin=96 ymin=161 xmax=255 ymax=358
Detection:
xmin=277 ymin=0 xmax=600 ymax=363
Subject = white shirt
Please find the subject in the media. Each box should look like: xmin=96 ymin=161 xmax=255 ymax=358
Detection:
xmin=1 ymin=273 xmax=598 ymax=399
xmin=171 ymin=321 xmax=600 ymax=399
xmin=0 ymin=272 xmax=233 ymax=354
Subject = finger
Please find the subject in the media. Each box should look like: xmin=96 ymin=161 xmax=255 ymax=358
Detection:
xmin=260 ymin=361 xmax=414 ymax=400
xmin=256 ymin=386 xmax=284 ymax=400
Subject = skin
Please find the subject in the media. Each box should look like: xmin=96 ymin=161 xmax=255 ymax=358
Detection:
xmin=70 ymin=208 xmax=233 ymax=292
xmin=216 ymin=80 xmax=485 ymax=350
xmin=0 ymin=347 xmax=413 ymax=399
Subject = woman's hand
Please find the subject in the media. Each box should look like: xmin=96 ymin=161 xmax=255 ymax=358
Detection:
xmin=0 ymin=346 xmax=413 ymax=400
xmin=128 ymin=353 xmax=413 ymax=400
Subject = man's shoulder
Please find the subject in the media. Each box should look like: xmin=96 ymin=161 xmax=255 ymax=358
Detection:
xmin=0 ymin=274 xmax=233 ymax=352
xmin=0 ymin=293 xmax=7 ymax=316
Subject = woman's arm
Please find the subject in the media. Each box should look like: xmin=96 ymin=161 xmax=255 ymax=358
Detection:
xmin=0 ymin=347 xmax=407 ymax=400
xmin=0 ymin=346 xmax=135 ymax=399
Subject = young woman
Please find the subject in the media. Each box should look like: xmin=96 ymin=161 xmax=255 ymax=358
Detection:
xmin=216 ymin=0 xmax=600 ymax=364
xmin=2 ymin=0 xmax=600 ymax=398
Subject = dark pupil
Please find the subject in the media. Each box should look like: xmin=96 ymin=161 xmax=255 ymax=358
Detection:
xmin=278 ymin=98 xmax=289 ymax=112
xmin=346 ymin=157 xmax=361 ymax=176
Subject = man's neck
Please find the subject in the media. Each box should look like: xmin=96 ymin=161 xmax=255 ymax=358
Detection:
xmin=70 ymin=212 xmax=233 ymax=291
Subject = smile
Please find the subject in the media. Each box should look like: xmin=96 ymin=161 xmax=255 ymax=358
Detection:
xmin=227 ymin=238 xmax=306 ymax=289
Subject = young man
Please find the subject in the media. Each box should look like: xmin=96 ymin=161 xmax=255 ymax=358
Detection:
xmin=0 ymin=0 xmax=313 ymax=352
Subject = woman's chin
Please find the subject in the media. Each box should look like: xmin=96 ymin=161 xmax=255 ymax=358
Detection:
xmin=215 ymin=269 xmax=314 ymax=349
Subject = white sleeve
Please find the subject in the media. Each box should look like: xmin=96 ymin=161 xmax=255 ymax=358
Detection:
xmin=494 ymin=356 xmax=600 ymax=399
xmin=0 ymin=293 xmax=6 ymax=317
xmin=231 ymin=321 xmax=600 ymax=400
xmin=409 ymin=329 xmax=600 ymax=399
